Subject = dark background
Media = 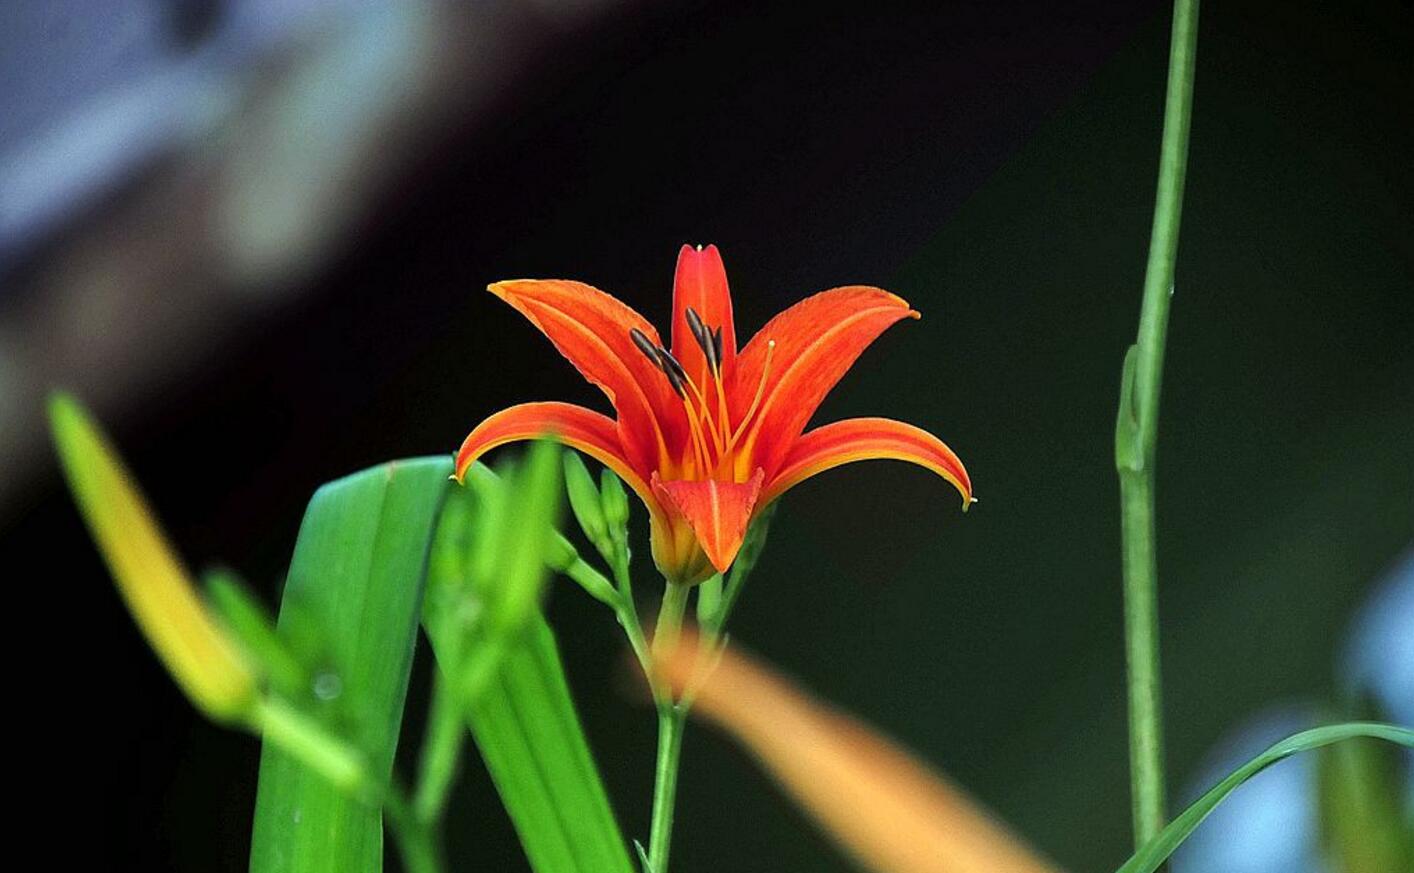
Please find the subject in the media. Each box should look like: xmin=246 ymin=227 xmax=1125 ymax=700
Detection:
xmin=5 ymin=0 xmax=1410 ymax=870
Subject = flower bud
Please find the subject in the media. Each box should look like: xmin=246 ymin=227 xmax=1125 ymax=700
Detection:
xmin=49 ymin=394 xmax=257 ymax=723
xmin=543 ymin=531 xmax=579 ymax=573
xmin=600 ymin=468 xmax=630 ymax=542
xmin=563 ymin=451 xmax=609 ymax=548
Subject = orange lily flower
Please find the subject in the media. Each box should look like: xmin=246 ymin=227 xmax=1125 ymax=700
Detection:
xmin=454 ymin=245 xmax=972 ymax=584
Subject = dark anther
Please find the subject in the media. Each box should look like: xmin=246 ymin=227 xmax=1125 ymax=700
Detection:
xmin=712 ymin=327 xmax=724 ymax=367
xmin=630 ymin=328 xmax=663 ymax=368
xmin=657 ymin=347 xmax=690 ymax=390
xmin=685 ymin=307 xmax=718 ymax=373
xmin=657 ymin=353 xmax=687 ymax=396
xmin=631 ymin=327 xmax=688 ymax=396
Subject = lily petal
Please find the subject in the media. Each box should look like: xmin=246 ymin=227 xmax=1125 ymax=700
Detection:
xmin=653 ymin=469 xmax=765 ymax=574
xmin=454 ymin=402 xmax=659 ymax=513
xmin=671 ymin=244 xmax=738 ymax=389
xmin=655 ymin=637 xmax=1061 ymax=873
xmin=489 ymin=280 xmax=686 ymax=472
xmin=731 ymin=287 xmax=918 ymax=478
xmin=764 ymin=417 xmax=972 ymax=508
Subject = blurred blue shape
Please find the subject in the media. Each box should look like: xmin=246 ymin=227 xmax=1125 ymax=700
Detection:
xmin=1173 ymin=549 xmax=1414 ymax=872
xmin=0 ymin=0 xmax=399 ymax=272
xmin=1172 ymin=706 xmax=1328 ymax=873
xmin=1342 ymin=548 xmax=1414 ymax=806
xmin=1344 ymin=550 xmax=1414 ymax=729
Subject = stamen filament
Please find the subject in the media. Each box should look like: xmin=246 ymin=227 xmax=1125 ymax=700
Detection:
xmin=681 ymin=396 xmax=713 ymax=475
xmin=727 ymin=340 xmax=776 ymax=451
xmin=713 ymin=367 xmax=731 ymax=452
xmin=673 ymin=359 xmax=726 ymax=457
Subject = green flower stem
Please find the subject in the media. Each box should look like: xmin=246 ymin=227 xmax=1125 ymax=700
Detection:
xmin=1115 ymin=0 xmax=1200 ymax=847
xmin=608 ymin=548 xmax=661 ymax=704
xmin=645 ymin=581 xmax=692 ymax=872
xmin=709 ymin=502 xmax=776 ymax=637
xmin=383 ymin=778 xmax=447 ymax=873
xmin=652 ymin=581 xmax=690 ymax=661
xmin=647 ymin=704 xmax=687 ymax=873
xmin=249 ymin=697 xmax=368 ymax=797
xmin=412 ymin=670 xmax=465 ymax=827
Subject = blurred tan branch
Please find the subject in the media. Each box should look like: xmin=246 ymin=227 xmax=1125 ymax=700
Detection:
xmin=657 ymin=634 xmax=1064 ymax=873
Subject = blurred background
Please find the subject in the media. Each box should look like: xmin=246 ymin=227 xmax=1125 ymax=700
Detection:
xmin=4 ymin=0 xmax=1410 ymax=870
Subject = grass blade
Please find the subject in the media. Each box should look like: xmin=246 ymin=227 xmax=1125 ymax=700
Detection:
xmin=1114 ymin=722 xmax=1414 ymax=873
xmin=249 ymin=457 xmax=452 ymax=873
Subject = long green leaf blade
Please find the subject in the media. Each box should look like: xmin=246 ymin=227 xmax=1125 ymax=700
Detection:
xmin=1115 ymin=722 xmax=1414 ymax=873
xmin=460 ymin=618 xmax=636 ymax=873
xmin=422 ymin=457 xmax=633 ymax=873
xmin=249 ymin=456 xmax=452 ymax=873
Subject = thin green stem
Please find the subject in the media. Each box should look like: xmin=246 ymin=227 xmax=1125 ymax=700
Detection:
xmin=609 ymin=548 xmax=661 ymax=704
xmin=647 ymin=705 xmax=687 ymax=873
xmin=249 ymin=698 xmax=367 ymax=796
xmin=651 ymin=581 xmax=690 ymax=660
xmin=1117 ymin=469 xmax=1166 ymax=844
xmin=384 ymin=779 xmax=447 ymax=873
xmin=412 ymin=671 xmax=466 ymax=827
xmin=1116 ymin=0 xmax=1200 ymax=848
xmin=710 ymin=502 xmax=776 ymax=636
xmin=643 ymin=582 xmax=692 ymax=872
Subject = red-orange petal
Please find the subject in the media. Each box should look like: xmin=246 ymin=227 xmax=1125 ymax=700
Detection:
xmin=731 ymin=287 xmax=918 ymax=478
xmin=652 ymin=469 xmax=765 ymax=575
xmin=489 ymin=280 xmax=686 ymax=473
xmin=454 ymin=402 xmax=660 ymax=514
xmin=763 ymin=417 xmax=972 ymax=509
xmin=670 ymin=244 xmax=738 ymax=390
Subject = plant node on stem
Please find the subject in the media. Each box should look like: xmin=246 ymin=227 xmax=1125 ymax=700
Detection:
xmin=1115 ymin=0 xmax=1200 ymax=849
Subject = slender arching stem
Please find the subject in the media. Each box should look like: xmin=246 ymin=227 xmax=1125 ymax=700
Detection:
xmin=1115 ymin=0 xmax=1200 ymax=848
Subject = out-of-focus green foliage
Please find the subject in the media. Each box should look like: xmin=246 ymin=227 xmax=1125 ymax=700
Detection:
xmin=204 ymin=568 xmax=308 ymax=701
xmin=249 ymin=457 xmax=452 ymax=873
xmin=423 ymin=446 xmax=635 ymax=873
xmin=1318 ymin=701 xmax=1414 ymax=873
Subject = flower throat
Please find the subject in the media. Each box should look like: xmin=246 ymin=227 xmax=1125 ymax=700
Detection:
xmin=629 ymin=307 xmax=774 ymax=481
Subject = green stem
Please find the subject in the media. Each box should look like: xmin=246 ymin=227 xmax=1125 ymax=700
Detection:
xmin=652 ymin=582 xmax=690 ymax=660
xmin=647 ymin=705 xmax=687 ymax=873
xmin=384 ymin=780 xmax=447 ymax=873
xmin=644 ymin=582 xmax=692 ymax=871
xmin=412 ymin=670 xmax=465 ymax=827
xmin=249 ymin=698 xmax=367 ymax=796
xmin=710 ymin=502 xmax=776 ymax=636
xmin=1116 ymin=0 xmax=1200 ymax=848
xmin=609 ymin=549 xmax=661 ymax=703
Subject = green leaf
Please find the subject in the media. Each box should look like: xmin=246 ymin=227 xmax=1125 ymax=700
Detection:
xmin=426 ymin=445 xmax=563 ymax=700
xmin=1115 ymin=722 xmax=1414 ymax=873
xmin=249 ymin=456 xmax=453 ymax=873
xmin=450 ymin=617 xmax=636 ymax=873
